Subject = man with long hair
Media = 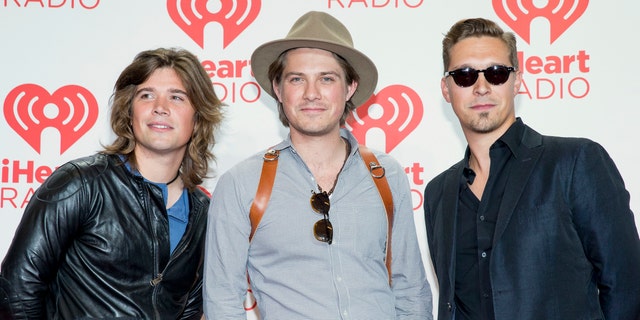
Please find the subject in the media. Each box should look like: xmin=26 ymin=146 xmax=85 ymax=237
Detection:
xmin=1 ymin=47 xmax=224 ymax=319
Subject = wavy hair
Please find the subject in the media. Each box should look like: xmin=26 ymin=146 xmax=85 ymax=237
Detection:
xmin=102 ymin=47 xmax=224 ymax=191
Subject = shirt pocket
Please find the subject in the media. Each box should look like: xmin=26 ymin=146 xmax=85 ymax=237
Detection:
xmin=333 ymin=203 xmax=388 ymax=260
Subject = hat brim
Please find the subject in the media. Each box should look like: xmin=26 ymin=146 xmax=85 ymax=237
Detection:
xmin=251 ymin=39 xmax=378 ymax=108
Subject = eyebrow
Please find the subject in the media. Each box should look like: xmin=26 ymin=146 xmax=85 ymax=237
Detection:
xmin=283 ymin=71 xmax=342 ymax=78
xmin=169 ymin=88 xmax=188 ymax=95
xmin=319 ymin=71 xmax=341 ymax=77
xmin=135 ymin=87 xmax=188 ymax=95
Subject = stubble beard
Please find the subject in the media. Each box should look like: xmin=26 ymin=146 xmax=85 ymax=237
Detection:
xmin=469 ymin=112 xmax=499 ymax=134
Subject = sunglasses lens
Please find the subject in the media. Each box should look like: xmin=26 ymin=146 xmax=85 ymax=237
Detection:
xmin=485 ymin=66 xmax=511 ymax=85
xmin=449 ymin=66 xmax=513 ymax=87
xmin=310 ymin=192 xmax=330 ymax=214
xmin=310 ymin=191 xmax=332 ymax=244
xmin=314 ymin=218 xmax=333 ymax=244
xmin=451 ymin=69 xmax=478 ymax=87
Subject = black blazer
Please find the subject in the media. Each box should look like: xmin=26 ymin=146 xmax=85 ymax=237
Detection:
xmin=424 ymin=123 xmax=640 ymax=320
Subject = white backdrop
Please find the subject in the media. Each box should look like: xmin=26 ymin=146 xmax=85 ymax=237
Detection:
xmin=1 ymin=1 xmax=638 ymax=319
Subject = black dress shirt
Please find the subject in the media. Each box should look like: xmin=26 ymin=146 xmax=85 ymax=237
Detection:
xmin=454 ymin=121 xmax=523 ymax=320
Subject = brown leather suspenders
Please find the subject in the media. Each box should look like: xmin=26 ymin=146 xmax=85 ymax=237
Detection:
xmin=248 ymin=149 xmax=279 ymax=241
xmin=248 ymin=145 xmax=394 ymax=285
xmin=358 ymin=145 xmax=394 ymax=285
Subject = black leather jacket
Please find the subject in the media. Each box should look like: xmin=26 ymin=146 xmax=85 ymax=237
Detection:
xmin=0 ymin=153 xmax=209 ymax=319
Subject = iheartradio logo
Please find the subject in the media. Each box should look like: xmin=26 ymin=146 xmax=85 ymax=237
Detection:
xmin=493 ymin=0 xmax=589 ymax=44
xmin=3 ymin=84 xmax=99 ymax=155
xmin=167 ymin=0 xmax=261 ymax=48
xmin=346 ymin=85 xmax=423 ymax=153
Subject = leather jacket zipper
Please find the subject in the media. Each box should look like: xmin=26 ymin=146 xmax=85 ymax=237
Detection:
xmin=150 ymin=273 xmax=163 ymax=286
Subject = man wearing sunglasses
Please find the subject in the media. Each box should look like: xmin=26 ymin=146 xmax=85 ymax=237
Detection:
xmin=423 ymin=18 xmax=640 ymax=320
xmin=204 ymin=11 xmax=432 ymax=320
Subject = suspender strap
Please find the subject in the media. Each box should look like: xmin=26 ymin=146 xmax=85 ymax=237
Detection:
xmin=248 ymin=145 xmax=394 ymax=285
xmin=358 ymin=145 xmax=394 ymax=285
xmin=249 ymin=149 xmax=279 ymax=242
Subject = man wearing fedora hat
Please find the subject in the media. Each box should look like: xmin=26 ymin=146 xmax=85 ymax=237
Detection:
xmin=203 ymin=11 xmax=432 ymax=320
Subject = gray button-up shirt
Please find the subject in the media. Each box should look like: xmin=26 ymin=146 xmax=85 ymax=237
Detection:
xmin=204 ymin=129 xmax=432 ymax=320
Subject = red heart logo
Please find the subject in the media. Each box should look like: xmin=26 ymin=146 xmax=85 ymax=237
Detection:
xmin=346 ymin=85 xmax=423 ymax=153
xmin=493 ymin=0 xmax=589 ymax=44
xmin=167 ymin=0 xmax=261 ymax=48
xmin=3 ymin=84 xmax=99 ymax=154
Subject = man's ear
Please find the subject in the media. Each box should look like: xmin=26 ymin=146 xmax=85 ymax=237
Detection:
xmin=272 ymin=79 xmax=283 ymax=102
xmin=441 ymin=77 xmax=452 ymax=103
xmin=346 ymin=81 xmax=358 ymax=101
xmin=512 ymin=69 xmax=523 ymax=96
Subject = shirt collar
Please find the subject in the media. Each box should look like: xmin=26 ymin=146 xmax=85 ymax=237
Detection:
xmin=464 ymin=117 xmax=526 ymax=164
xmin=118 ymin=154 xmax=188 ymax=222
xmin=271 ymin=128 xmax=360 ymax=157
xmin=499 ymin=117 xmax=525 ymax=159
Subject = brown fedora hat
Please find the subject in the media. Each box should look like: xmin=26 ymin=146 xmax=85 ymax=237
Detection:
xmin=251 ymin=11 xmax=378 ymax=108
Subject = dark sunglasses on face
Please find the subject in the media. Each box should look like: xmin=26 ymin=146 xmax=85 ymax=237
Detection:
xmin=445 ymin=65 xmax=515 ymax=88
xmin=310 ymin=191 xmax=333 ymax=244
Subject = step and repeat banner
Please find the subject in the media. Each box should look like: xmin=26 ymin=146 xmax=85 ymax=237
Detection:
xmin=1 ymin=1 xmax=637 ymax=318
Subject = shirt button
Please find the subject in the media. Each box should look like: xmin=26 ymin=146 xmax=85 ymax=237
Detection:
xmin=479 ymin=215 xmax=485 ymax=221
xmin=481 ymin=251 xmax=487 ymax=258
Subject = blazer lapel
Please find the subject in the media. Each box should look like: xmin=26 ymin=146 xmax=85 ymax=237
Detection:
xmin=493 ymin=126 xmax=544 ymax=245
xmin=442 ymin=162 xmax=465 ymax=287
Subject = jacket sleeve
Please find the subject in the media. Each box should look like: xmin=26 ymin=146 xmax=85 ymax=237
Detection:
xmin=570 ymin=141 xmax=640 ymax=319
xmin=0 ymin=163 xmax=87 ymax=319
